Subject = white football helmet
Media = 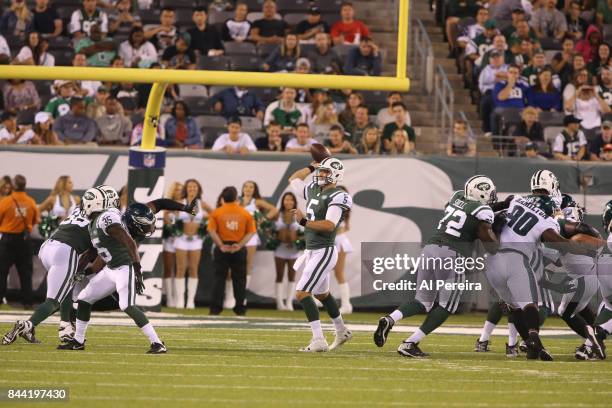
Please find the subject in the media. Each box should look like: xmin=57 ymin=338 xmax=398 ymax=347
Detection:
xmin=530 ymin=170 xmax=559 ymax=195
xmin=96 ymin=185 xmax=120 ymax=209
xmin=464 ymin=175 xmax=497 ymax=205
xmin=81 ymin=187 xmax=108 ymax=217
xmin=315 ymin=157 xmax=345 ymax=186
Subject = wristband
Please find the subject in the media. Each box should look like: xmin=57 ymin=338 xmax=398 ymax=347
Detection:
xmin=299 ymin=218 xmax=308 ymax=227
xmin=308 ymin=165 xmax=316 ymax=173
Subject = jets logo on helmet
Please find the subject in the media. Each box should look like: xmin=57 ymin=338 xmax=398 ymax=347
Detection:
xmin=96 ymin=185 xmax=120 ymax=209
xmin=315 ymin=157 xmax=345 ymax=186
xmin=464 ymin=175 xmax=497 ymax=204
xmin=603 ymin=200 xmax=612 ymax=233
xmin=530 ymin=170 xmax=559 ymax=195
xmin=81 ymin=187 xmax=108 ymax=217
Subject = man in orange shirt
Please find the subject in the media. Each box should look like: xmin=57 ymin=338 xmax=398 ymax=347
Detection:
xmin=208 ymin=186 xmax=256 ymax=316
xmin=0 ymin=175 xmax=40 ymax=309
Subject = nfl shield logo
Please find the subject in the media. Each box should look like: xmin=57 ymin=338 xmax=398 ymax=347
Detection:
xmin=143 ymin=154 xmax=156 ymax=168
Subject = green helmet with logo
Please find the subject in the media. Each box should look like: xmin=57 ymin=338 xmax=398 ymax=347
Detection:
xmin=535 ymin=195 xmax=557 ymax=217
xmin=603 ymin=200 xmax=612 ymax=233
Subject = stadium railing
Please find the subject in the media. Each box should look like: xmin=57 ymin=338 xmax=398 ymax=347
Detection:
xmin=411 ymin=19 xmax=434 ymax=94
xmin=433 ymin=64 xmax=453 ymax=144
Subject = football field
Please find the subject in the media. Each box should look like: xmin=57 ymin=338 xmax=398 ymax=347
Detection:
xmin=0 ymin=309 xmax=610 ymax=408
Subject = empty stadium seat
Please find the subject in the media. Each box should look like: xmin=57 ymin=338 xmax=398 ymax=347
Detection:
xmin=544 ymin=126 xmax=564 ymax=144
xmin=223 ymin=41 xmax=257 ymax=55
xmin=250 ymin=87 xmax=279 ymax=104
xmin=16 ymin=109 xmax=36 ymax=126
xmin=175 ymin=9 xmax=194 ymax=25
xmin=178 ymin=84 xmax=208 ymax=98
xmin=242 ymin=0 xmax=265 ymax=11
xmin=538 ymin=111 xmax=564 ymax=128
xmin=208 ymin=85 xmax=228 ymax=97
xmin=283 ymin=13 xmax=306 ymax=27
xmin=240 ymin=116 xmax=263 ymax=131
xmin=201 ymin=126 xmax=226 ymax=147
xmin=257 ymin=43 xmax=278 ymax=57
xmin=54 ymin=50 xmax=74 ymax=66
xmin=230 ymin=55 xmax=262 ymax=71
xmin=182 ymin=97 xmax=212 ymax=115
xmin=317 ymin=0 xmax=343 ymax=13
xmin=208 ymin=11 xmax=234 ymax=25
xmin=196 ymin=115 xmax=229 ymax=128
xmin=139 ymin=10 xmax=161 ymax=25
xmin=332 ymin=44 xmax=357 ymax=59
xmin=277 ymin=0 xmax=310 ymax=13
xmin=492 ymin=107 xmax=523 ymax=135
xmin=198 ymin=56 xmax=230 ymax=70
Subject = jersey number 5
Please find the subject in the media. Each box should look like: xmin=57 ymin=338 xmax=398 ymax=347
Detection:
xmin=438 ymin=206 xmax=467 ymax=238
xmin=306 ymin=199 xmax=319 ymax=221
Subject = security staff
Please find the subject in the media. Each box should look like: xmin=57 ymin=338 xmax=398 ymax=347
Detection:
xmin=0 ymin=175 xmax=39 ymax=308
xmin=208 ymin=186 xmax=256 ymax=316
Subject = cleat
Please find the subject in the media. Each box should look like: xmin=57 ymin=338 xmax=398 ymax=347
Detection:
xmin=474 ymin=339 xmax=490 ymax=352
xmin=373 ymin=316 xmax=394 ymax=347
xmin=2 ymin=320 xmax=32 ymax=345
xmin=526 ymin=332 xmax=553 ymax=361
xmin=518 ymin=340 xmax=527 ymax=353
xmin=299 ymin=337 xmax=329 ymax=352
xmin=58 ymin=322 xmax=75 ymax=343
xmin=329 ymin=329 xmax=352 ymax=351
xmin=20 ymin=325 xmax=40 ymax=344
xmin=57 ymin=338 xmax=85 ymax=351
xmin=595 ymin=326 xmax=607 ymax=359
xmin=505 ymin=343 xmax=519 ymax=358
xmin=575 ymin=344 xmax=595 ymax=361
xmin=585 ymin=326 xmax=605 ymax=360
xmin=397 ymin=341 xmax=429 ymax=358
xmin=147 ymin=342 xmax=167 ymax=354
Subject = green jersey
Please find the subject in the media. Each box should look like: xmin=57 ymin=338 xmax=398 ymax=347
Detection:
xmin=44 ymin=96 xmax=70 ymax=118
xmin=302 ymin=181 xmax=352 ymax=250
xmin=89 ymin=208 xmax=132 ymax=269
xmin=50 ymin=207 xmax=93 ymax=254
xmin=428 ymin=191 xmax=494 ymax=256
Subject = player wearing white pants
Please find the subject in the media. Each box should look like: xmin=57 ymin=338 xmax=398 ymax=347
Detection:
xmin=39 ymin=240 xmax=80 ymax=303
xmin=334 ymin=230 xmax=354 ymax=314
xmin=78 ymin=264 xmax=138 ymax=311
xmin=295 ymin=246 xmax=339 ymax=295
xmin=486 ymin=250 xmax=539 ymax=310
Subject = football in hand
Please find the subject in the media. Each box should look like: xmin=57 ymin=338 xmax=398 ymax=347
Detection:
xmin=310 ymin=143 xmax=331 ymax=163
xmin=570 ymin=233 xmax=605 ymax=250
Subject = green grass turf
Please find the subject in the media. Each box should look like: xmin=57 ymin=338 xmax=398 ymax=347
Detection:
xmin=0 ymin=311 xmax=610 ymax=407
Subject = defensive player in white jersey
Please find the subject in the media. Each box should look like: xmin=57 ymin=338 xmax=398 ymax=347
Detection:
xmin=374 ymin=175 xmax=499 ymax=357
xmin=593 ymin=200 xmax=612 ymax=358
xmin=2 ymin=185 xmax=119 ymax=346
xmin=288 ymin=158 xmax=353 ymax=352
xmin=485 ymin=170 xmax=595 ymax=361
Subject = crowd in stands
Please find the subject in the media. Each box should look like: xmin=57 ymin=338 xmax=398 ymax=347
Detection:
xmin=0 ymin=0 xmax=422 ymax=155
xmin=444 ymin=0 xmax=612 ymax=161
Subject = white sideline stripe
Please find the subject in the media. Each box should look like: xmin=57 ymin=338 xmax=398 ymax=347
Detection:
xmin=0 ymin=313 xmax=575 ymax=336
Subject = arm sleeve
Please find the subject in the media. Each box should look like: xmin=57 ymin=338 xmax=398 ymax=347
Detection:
xmin=207 ymin=212 xmax=217 ymax=232
xmin=289 ymin=178 xmax=307 ymax=200
xmin=211 ymin=134 xmax=226 ymax=151
xmin=552 ymin=134 xmax=564 ymax=152
xmin=325 ymin=205 xmax=343 ymax=225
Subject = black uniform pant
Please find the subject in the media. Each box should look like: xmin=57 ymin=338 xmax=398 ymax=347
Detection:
xmin=211 ymin=245 xmax=247 ymax=315
xmin=0 ymin=233 xmax=33 ymax=305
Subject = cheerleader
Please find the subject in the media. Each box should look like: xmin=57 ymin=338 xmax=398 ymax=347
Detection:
xmin=38 ymin=175 xmax=80 ymax=220
xmin=334 ymin=185 xmax=354 ymax=314
xmin=174 ymin=179 xmax=213 ymax=309
xmin=273 ymin=192 xmax=301 ymax=310
xmin=162 ymin=182 xmax=183 ymax=308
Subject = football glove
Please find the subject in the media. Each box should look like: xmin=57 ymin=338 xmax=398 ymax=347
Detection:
xmin=133 ymin=262 xmax=145 ymax=295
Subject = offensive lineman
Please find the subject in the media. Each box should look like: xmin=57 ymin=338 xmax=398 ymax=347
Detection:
xmin=594 ymin=200 xmax=612 ymax=355
xmin=374 ymin=175 xmax=500 ymax=357
xmin=288 ymin=158 xmax=353 ymax=352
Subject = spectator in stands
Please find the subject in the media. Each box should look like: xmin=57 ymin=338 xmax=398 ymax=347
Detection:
xmin=0 ymin=112 xmax=22 ymax=144
xmin=263 ymin=33 xmax=300 ymax=72
xmin=255 ymin=121 xmax=284 ymax=151
xmin=96 ymin=96 xmax=131 ymax=145
xmin=45 ymin=80 xmax=75 ymax=118
xmin=296 ymin=6 xmax=330 ymax=43
xmin=457 ymin=6 xmax=488 ymax=49
xmin=325 ymin=124 xmax=358 ymax=154
xmin=188 ymin=7 xmax=224 ymax=58
xmin=144 ymin=7 xmax=177 ymax=56
xmin=552 ymin=36 xmax=576 ymax=85
xmin=86 ymin=85 xmax=111 ymax=119
xmin=531 ymin=0 xmax=567 ymax=42
xmin=0 ymin=0 xmax=32 ymax=37
xmin=447 ymin=119 xmax=476 ymax=157
xmin=53 ymin=97 xmax=98 ymax=144
xmin=587 ymin=42 xmax=611 ymax=77
xmin=331 ymin=1 xmax=370 ymax=46
xmin=344 ymin=36 xmax=382 ymax=76
xmin=563 ymin=68 xmax=591 ymax=111
xmin=69 ymin=0 xmax=108 ymax=38
xmin=507 ymin=19 xmax=539 ymax=46
xmin=222 ymin=2 xmax=250 ymax=43
xmin=590 ymin=120 xmax=612 ymax=160
xmin=2 ymin=79 xmax=40 ymax=115
xmin=479 ymin=34 xmax=511 ymax=68
xmin=553 ymin=114 xmax=587 ymax=160
xmin=490 ymin=0 xmax=523 ymax=23
xmin=566 ymin=1 xmax=588 ymax=41
xmin=338 ymin=91 xmax=364 ymax=131
xmin=492 ymin=64 xmax=529 ymax=132
xmin=478 ymin=50 xmax=508 ymax=132
xmin=377 ymin=92 xmax=411 ymax=127
xmin=249 ymin=0 xmax=288 ymax=45
xmin=597 ymin=67 xmax=612 ymax=108
xmin=211 ymin=87 xmax=264 ymax=120
xmin=597 ymin=0 xmax=612 ymax=24
xmin=566 ymin=81 xmax=611 ymax=139
xmin=513 ymin=106 xmax=544 ymax=147
xmin=108 ymin=0 xmax=141 ymax=35
xmin=32 ymin=0 xmax=62 ymax=38
xmin=500 ymin=7 xmax=527 ymax=39
xmin=162 ymin=32 xmax=196 ymax=70
xmin=507 ymin=38 xmax=528 ymax=69
xmin=357 ymin=126 xmax=381 ymax=155
xmin=312 ymin=100 xmax=340 ymax=141
xmin=346 ymin=104 xmax=374 ymax=146
xmin=307 ymin=32 xmax=342 ymax=74
xmin=119 ymin=26 xmax=158 ymax=68
xmin=72 ymin=52 xmax=102 ymax=97
xmin=520 ymin=52 xmax=554 ymax=89
xmin=386 ymin=129 xmax=414 ymax=155
xmin=12 ymin=31 xmax=54 ymax=66
xmin=381 ymin=102 xmax=416 ymax=151
xmin=444 ymin=0 xmax=479 ymax=57
xmin=263 ymin=87 xmax=304 ymax=134
xmin=164 ymin=100 xmax=202 ymax=148
xmin=576 ymin=24 xmax=602 ymax=63
xmin=18 ymin=111 xmax=61 ymax=145
xmin=465 ymin=19 xmax=498 ymax=69
xmin=212 ymin=117 xmax=256 ymax=154
xmin=285 ymin=123 xmax=315 ymax=152
xmin=528 ymin=67 xmax=562 ymax=111
xmin=0 ymin=34 xmax=10 ymax=64
xmin=74 ymin=23 xmax=117 ymax=66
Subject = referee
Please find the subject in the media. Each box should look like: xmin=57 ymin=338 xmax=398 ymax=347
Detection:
xmin=208 ymin=186 xmax=256 ymax=316
xmin=0 ymin=175 xmax=39 ymax=308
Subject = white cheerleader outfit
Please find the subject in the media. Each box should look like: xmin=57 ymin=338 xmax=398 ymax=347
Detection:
xmin=162 ymin=212 xmax=176 ymax=253
xmin=174 ymin=199 xmax=205 ymax=251
xmin=243 ymin=197 xmax=261 ymax=247
xmin=51 ymin=195 xmax=77 ymax=219
xmin=273 ymin=219 xmax=301 ymax=260
xmin=334 ymin=221 xmax=354 ymax=253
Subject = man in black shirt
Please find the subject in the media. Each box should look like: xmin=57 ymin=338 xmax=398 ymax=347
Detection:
xmin=188 ymin=7 xmax=224 ymax=57
xmin=295 ymin=6 xmax=330 ymax=43
xmin=255 ymin=121 xmax=285 ymax=151
xmin=32 ymin=0 xmax=62 ymax=37
xmin=590 ymin=120 xmax=612 ymax=161
xmin=249 ymin=0 xmax=288 ymax=45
